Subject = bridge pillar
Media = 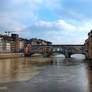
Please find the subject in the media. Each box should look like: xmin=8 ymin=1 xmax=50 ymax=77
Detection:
xmin=64 ymin=50 xmax=71 ymax=58
xmin=65 ymin=53 xmax=71 ymax=58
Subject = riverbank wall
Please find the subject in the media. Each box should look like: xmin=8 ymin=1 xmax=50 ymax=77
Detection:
xmin=0 ymin=53 xmax=24 ymax=59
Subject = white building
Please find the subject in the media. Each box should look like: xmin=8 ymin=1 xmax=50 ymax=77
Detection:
xmin=0 ymin=37 xmax=11 ymax=52
xmin=0 ymin=38 xmax=3 ymax=52
xmin=5 ymin=41 xmax=11 ymax=52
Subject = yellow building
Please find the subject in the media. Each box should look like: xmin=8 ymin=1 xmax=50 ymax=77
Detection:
xmin=19 ymin=39 xmax=24 ymax=52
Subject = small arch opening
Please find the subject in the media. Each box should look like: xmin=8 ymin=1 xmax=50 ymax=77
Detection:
xmin=52 ymin=54 xmax=65 ymax=63
xmin=55 ymin=54 xmax=65 ymax=58
xmin=31 ymin=53 xmax=43 ymax=57
xmin=71 ymin=54 xmax=86 ymax=60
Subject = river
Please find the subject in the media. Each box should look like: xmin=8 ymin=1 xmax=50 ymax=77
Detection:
xmin=0 ymin=54 xmax=92 ymax=92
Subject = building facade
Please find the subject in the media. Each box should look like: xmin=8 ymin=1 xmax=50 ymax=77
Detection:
xmin=0 ymin=37 xmax=11 ymax=52
xmin=19 ymin=39 xmax=24 ymax=52
xmin=11 ymin=34 xmax=19 ymax=52
xmin=0 ymin=34 xmax=52 ymax=53
xmin=84 ymin=30 xmax=92 ymax=59
xmin=88 ymin=31 xmax=92 ymax=59
xmin=0 ymin=38 xmax=4 ymax=52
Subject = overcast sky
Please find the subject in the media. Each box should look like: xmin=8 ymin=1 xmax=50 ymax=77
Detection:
xmin=0 ymin=0 xmax=92 ymax=44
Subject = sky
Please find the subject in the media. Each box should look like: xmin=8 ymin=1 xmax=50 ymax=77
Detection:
xmin=0 ymin=0 xmax=92 ymax=44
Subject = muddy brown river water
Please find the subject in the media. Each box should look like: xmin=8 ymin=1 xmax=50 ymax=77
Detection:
xmin=0 ymin=55 xmax=92 ymax=92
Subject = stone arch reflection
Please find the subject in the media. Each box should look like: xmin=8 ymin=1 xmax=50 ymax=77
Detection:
xmin=71 ymin=54 xmax=86 ymax=60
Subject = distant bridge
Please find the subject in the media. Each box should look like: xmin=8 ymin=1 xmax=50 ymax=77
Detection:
xmin=25 ymin=45 xmax=85 ymax=58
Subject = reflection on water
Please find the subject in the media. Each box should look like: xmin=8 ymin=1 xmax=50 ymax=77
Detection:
xmin=51 ymin=55 xmax=89 ymax=92
xmin=88 ymin=65 xmax=92 ymax=92
xmin=0 ymin=55 xmax=92 ymax=92
xmin=0 ymin=58 xmax=40 ymax=83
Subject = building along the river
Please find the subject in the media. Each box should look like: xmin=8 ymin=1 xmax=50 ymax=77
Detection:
xmin=0 ymin=37 xmax=5 ymax=52
xmin=0 ymin=37 xmax=11 ymax=52
xmin=11 ymin=34 xmax=19 ymax=52
xmin=24 ymin=44 xmax=31 ymax=55
xmin=0 ymin=34 xmax=25 ymax=53
xmin=84 ymin=30 xmax=92 ymax=59
xmin=0 ymin=33 xmax=52 ymax=54
xmin=19 ymin=38 xmax=24 ymax=53
xmin=88 ymin=31 xmax=92 ymax=59
xmin=84 ymin=39 xmax=89 ymax=59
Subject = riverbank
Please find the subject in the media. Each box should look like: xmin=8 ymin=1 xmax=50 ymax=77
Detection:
xmin=0 ymin=53 xmax=24 ymax=59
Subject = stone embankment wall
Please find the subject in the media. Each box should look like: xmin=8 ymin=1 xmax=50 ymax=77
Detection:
xmin=0 ymin=53 xmax=24 ymax=59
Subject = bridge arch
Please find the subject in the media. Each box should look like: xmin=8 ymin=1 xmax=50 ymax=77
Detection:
xmin=30 ymin=53 xmax=43 ymax=57
xmin=54 ymin=54 xmax=65 ymax=58
xmin=52 ymin=48 xmax=64 ymax=57
xmin=71 ymin=54 xmax=86 ymax=59
xmin=51 ymin=52 xmax=65 ymax=56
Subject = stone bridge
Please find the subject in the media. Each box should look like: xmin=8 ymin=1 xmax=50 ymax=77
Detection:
xmin=25 ymin=45 xmax=85 ymax=58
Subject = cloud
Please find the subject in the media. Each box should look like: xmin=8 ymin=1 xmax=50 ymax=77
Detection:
xmin=0 ymin=17 xmax=27 ymax=35
xmin=0 ymin=0 xmax=40 ymax=24
xmin=0 ymin=16 xmax=90 ymax=44
xmin=27 ymin=19 xmax=87 ymax=34
xmin=49 ymin=36 xmax=86 ymax=44
xmin=0 ymin=0 xmax=91 ymax=44
xmin=44 ymin=0 xmax=92 ymax=21
xmin=1 ymin=0 xmax=92 ymax=22
xmin=28 ymin=20 xmax=76 ymax=32
xmin=23 ymin=19 xmax=90 ymax=44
